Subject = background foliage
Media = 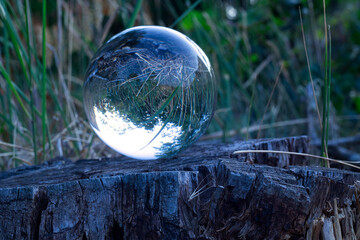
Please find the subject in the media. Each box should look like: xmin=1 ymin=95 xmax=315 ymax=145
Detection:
xmin=0 ymin=0 xmax=359 ymax=169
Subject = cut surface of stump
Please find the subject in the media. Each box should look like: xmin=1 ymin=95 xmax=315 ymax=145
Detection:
xmin=1 ymin=136 xmax=360 ymax=239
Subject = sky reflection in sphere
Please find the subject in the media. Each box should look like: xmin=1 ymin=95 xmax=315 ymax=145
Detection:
xmin=83 ymin=26 xmax=215 ymax=160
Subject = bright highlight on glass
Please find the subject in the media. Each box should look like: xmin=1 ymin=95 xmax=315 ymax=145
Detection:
xmin=83 ymin=26 xmax=216 ymax=160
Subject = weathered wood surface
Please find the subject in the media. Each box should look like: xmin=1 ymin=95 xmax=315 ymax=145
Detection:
xmin=0 ymin=136 xmax=360 ymax=240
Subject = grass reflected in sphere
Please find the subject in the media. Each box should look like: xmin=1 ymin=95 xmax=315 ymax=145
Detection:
xmin=84 ymin=26 xmax=215 ymax=160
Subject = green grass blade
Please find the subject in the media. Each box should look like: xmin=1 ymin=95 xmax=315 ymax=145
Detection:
xmin=142 ymin=115 xmax=171 ymax=151
xmin=2 ymin=17 xmax=30 ymax=84
xmin=321 ymin=0 xmax=329 ymax=159
xmin=2 ymin=22 xmax=13 ymax=142
xmin=170 ymin=0 xmax=202 ymax=28
xmin=41 ymin=0 xmax=49 ymax=160
xmin=25 ymin=0 xmax=38 ymax=164
xmin=0 ymin=64 xmax=30 ymax=118
xmin=299 ymin=7 xmax=322 ymax=128
xmin=126 ymin=0 xmax=143 ymax=28
xmin=326 ymin=25 xmax=331 ymax=152
xmin=141 ymin=87 xmax=181 ymax=151
xmin=147 ymin=85 xmax=180 ymax=122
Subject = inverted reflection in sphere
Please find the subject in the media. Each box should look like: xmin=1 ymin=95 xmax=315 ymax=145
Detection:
xmin=84 ymin=26 xmax=216 ymax=160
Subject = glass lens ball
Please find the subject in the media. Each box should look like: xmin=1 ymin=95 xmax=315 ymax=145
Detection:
xmin=83 ymin=26 xmax=216 ymax=160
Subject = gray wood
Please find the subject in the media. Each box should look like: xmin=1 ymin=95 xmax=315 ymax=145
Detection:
xmin=0 ymin=136 xmax=359 ymax=239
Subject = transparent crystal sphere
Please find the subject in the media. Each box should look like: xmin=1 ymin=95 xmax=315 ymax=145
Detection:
xmin=83 ymin=26 xmax=216 ymax=160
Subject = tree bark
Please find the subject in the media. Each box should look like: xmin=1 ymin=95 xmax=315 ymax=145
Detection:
xmin=0 ymin=136 xmax=359 ymax=239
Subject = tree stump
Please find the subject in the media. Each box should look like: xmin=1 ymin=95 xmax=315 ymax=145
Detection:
xmin=1 ymin=136 xmax=360 ymax=239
